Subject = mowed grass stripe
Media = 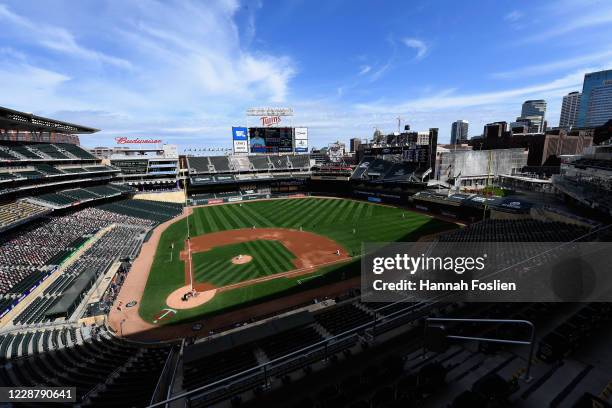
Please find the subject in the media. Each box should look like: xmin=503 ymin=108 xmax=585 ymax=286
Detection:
xmin=256 ymin=241 xmax=291 ymax=272
xmin=273 ymin=200 xmax=309 ymax=226
xmin=194 ymin=259 xmax=225 ymax=282
xmin=260 ymin=200 xmax=298 ymax=227
xmin=192 ymin=208 xmax=205 ymax=235
xmin=209 ymin=205 xmax=234 ymax=230
xmin=201 ymin=207 xmax=220 ymax=233
xmin=228 ymin=204 xmax=259 ymax=228
xmin=243 ymin=240 xmax=277 ymax=278
xmin=215 ymin=262 xmax=250 ymax=286
xmin=219 ymin=204 xmax=248 ymax=229
xmin=294 ymin=198 xmax=328 ymax=226
xmin=255 ymin=240 xmax=293 ymax=272
xmin=337 ymin=199 xmax=358 ymax=222
xmin=291 ymin=198 xmax=326 ymax=225
xmin=349 ymin=201 xmax=367 ymax=224
xmin=239 ymin=203 xmax=275 ymax=227
xmin=249 ymin=241 xmax=282 ymax=273
xmin=322 ymin=198 xmax=352 ymax=225
xmin=308 ymin=199 xmax=341 ymax=227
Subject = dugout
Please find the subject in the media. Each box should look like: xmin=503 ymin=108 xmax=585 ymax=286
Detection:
xmin=45 ymin=269 xmax=97 ymax=319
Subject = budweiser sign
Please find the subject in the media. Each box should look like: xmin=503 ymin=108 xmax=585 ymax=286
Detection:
xmin=115 ymin=137 xmax=162 ymax=144
xmin=260 ymin=116 xmax=281 ymax=127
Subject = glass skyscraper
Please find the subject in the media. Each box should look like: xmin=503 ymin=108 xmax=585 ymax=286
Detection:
xmin=577 ymin=69 xmax=612 ymax=127
xmin=559 ymin=91 xmax=581 ymax=129
xmin=450 ymin=120 xmax=469 ymax=144
xmin=517 ymin=100 xmax=547 ymax=132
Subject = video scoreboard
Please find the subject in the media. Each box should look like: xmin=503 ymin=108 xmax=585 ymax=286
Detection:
xmin=232 ymin=126 xmax=308 ymax=154
xmin=249 ymin=127 xmax=294 ymax=153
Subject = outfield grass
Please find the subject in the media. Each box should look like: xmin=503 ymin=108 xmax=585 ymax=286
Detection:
xmin=192 ymin=240 xmax=295 ymax=286
xmin=139 ymin=197 xmax=457 ymax=324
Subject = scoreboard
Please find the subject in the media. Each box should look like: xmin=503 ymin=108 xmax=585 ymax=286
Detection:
xmin=248 ymin=127 xmax=294 ymax=153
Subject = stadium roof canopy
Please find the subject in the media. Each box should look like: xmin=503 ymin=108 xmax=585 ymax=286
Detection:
xmin=0 ymin=106 xmax=99 ymax=134
xmin=45 ymin=269 xmax=97 ymax=318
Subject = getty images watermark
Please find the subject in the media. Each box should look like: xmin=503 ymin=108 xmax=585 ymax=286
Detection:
xmin=361 ymin=241 xmax=612 ymax=303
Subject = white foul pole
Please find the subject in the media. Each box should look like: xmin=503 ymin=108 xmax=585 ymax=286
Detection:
xmin=184 ymin=167 xmax=194 ymax=292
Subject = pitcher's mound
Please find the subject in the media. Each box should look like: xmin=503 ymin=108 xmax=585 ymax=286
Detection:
xmin=166 ymin=285 xmax=217 ymax=309
xmin=231 ymin=254 xmax=252 ymax=265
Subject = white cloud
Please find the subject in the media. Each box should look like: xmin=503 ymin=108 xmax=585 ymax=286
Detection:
xmin=354 ymin=69 xmax=591 ymax=113
xmin=358 ymin=65 xmax=372 ymax=75
xmin=491 ymin=49 xmax=612 ymax=79
xmin=521 ymin=7 xmax=612 ymax=43
xmin=0 ymin=0 xmax=296 ymax=148
xmin=402 ymin=38 xmax=428 ymax=60
xmin=0 ymin=4 xmax=133 ymax=69
xmin=503 ymin=10 xmax=523 ymax=22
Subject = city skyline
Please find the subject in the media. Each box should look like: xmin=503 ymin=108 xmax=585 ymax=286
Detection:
xmin=0 ymin=0 xmax=612 ymax=149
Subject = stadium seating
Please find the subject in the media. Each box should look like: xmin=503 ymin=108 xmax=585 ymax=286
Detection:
xmin=61 ymin=188 xmax=100 ymax=201
xmin=0 ymin=201 xmax=48 ymax=230
xmin=230 ymin=155 xmax=252 ymax=171
xmin=32 ymin=144 xmax=69 ymax=159
xmin=13 ymin=223 xmax=148 ymax=326
xmin=13 ymin=170 xmax=44 ymax=179
xmin=288 ymin=155 xmax=310 ymax=169
xmin=59 ymin=167 xmax=88 ymax=174
xmin=259 ymin=326 xmax=323 ymax=360
xmin=187 ymin=156 xmax=212 ymax=174
xmin=183 ymin=343 xmax=260 ymax=391
xmin=384 ymin=162 xmax=420 ymax=180
xmin=0 ymin=147 xmax=18 ymax=160
xmin=315 ymin=303 xmax=373 ymax=335
xmin=249 ymin=156 xmax=272 ymax=170
xmin=0 ymin=206 xmax=153 ymax=299
xmin=56 ymin=143 xmax=97 ymax=159
xmin=98 ymin=199 xmax=182 ymax=224
xmin=437 ymin=219 xmax=590 ymax=242
xmin=35 ymin=192 xmax=77 ymax=207
xmin=351 ymin=156 xmax=375 ymax=179
xmin=0 ymin=172 xmax=17 ymax=181
xmin=0 ymin=327 xmax=172 ymax=405
xmin=209 ymin=156 xmax=231 ymax=172
xmin=83 ymin=185 xmax=122 ymax=197
xmin=269 ymin=156 xmax=290 ymax=170
xmin=7 ymin=145 xmax=42 ymax=159
xmin=108 ymin=183 xmax=135 ymax=193
xmin=34 ymin=163 xmax=64 ymax=175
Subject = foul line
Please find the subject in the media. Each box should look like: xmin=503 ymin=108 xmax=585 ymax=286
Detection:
xmin=213 ymin=256 xmax=356 ymax=293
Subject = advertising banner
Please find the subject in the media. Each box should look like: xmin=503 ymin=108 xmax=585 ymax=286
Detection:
xmin=294 ymin=127 xmax=308 ymax=152
xmin=232 ymin=127 xmax=248 ymax=153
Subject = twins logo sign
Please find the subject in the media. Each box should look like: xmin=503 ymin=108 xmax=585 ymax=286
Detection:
xmin=260 ymin=116 xmax=281 ymax=127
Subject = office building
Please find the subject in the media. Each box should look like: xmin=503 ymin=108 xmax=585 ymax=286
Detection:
xmin=559 ymin=91 xmax=581 ymax=129
xmin=483 ymin=122 xmax=508 ymax=139
xmin=349 ymin=138 xmax=361 ymax=153
xmin=577 ymin=69 xmax=612 ymax=127
xmin=516 ymin=100 xmax=546 ymax=132
xmin=450 ymin=120 xmax=469 ymax=144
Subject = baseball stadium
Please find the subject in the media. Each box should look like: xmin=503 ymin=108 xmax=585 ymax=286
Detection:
xmin=0 ymin=103 xmax=611 ymax=408
xmin=132 ymin=196 xmax=454 ymax=329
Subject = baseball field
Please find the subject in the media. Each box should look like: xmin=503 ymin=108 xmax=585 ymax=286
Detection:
xmin=138 ymin=197 xmax=457 ymax=325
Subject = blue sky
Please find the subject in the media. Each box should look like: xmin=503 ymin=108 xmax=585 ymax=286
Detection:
xmin=1 ymin=0 xmax=612 ymax=149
